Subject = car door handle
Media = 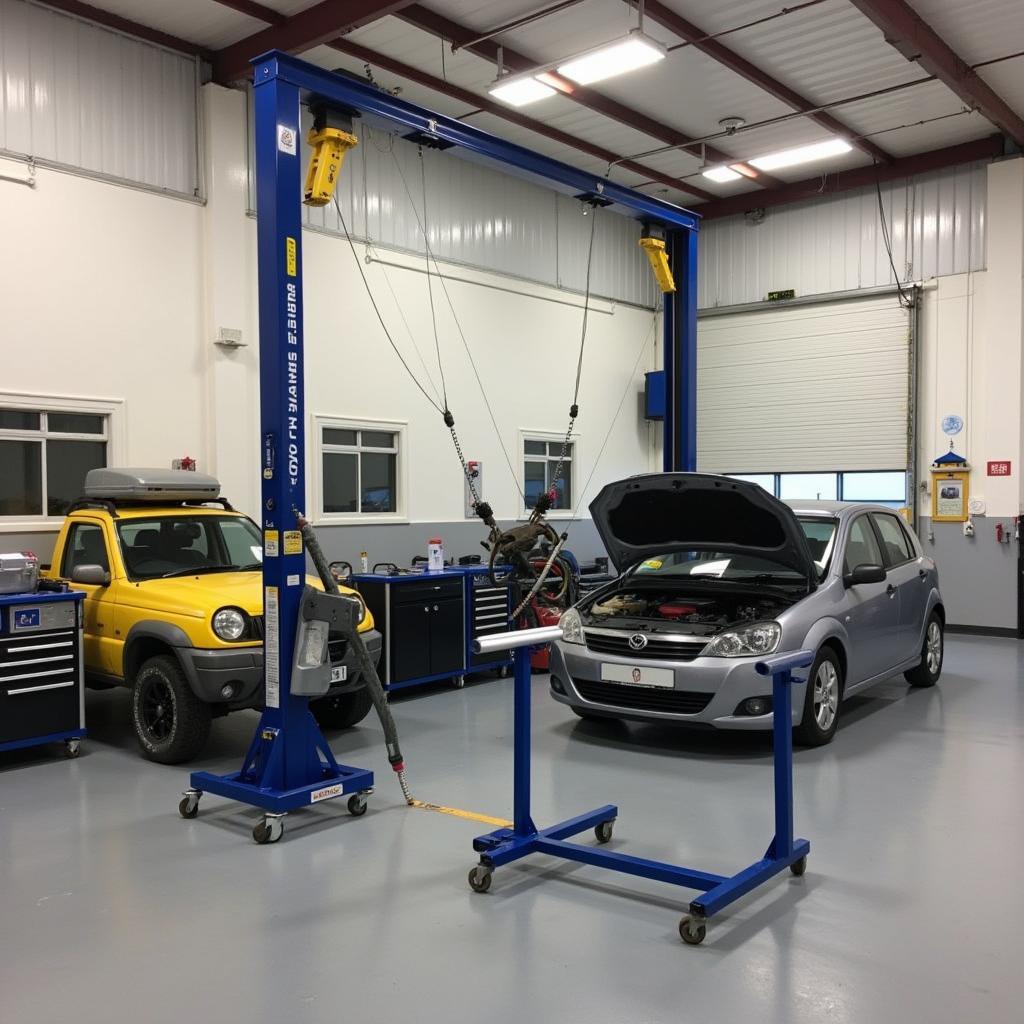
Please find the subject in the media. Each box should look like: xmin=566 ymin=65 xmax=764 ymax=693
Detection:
xmin=886 ymin=584 xmax=897 ymax=598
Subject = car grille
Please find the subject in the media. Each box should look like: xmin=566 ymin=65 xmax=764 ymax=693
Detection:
xmin=584 ymin=631 xmax=705 ymax=661
xmin=576 ymin=681 xmax=713 ymax=715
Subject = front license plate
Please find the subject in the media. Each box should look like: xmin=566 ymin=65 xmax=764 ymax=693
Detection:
xmin=601 ymin=663 xmax=674 ymax=688
xmin=330 ymin=665 xmax=347 ymax=683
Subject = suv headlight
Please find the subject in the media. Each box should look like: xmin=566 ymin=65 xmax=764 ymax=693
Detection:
xmin=701 ymin=621 xmax=781 ymax=658
xmin=560 ymin=607 xmax=584 ymax=645
xmin=213 ymin=606 xmax=248 ymax=641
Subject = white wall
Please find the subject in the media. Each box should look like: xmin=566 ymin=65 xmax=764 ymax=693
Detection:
xmin=0 ymin=83 xmax=660 ymax=563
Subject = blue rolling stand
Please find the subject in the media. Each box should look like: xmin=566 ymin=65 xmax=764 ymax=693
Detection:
xmin=468 ymin=627 xmax=812 ymax=945
xmin=0 ymin=591 xmax=86 ymax=759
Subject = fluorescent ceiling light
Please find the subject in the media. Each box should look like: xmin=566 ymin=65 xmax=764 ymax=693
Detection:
xmin=702 ymin=165 xmax=742 ymax=183
xmin=749 ymin=138 xmax=853 ymax=171
xmin=488 ymin=75 xmax=556 ymax=107
xmin=557 ymin=30 xmax=666 ymax=86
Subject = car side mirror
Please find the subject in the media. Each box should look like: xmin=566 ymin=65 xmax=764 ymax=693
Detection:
xmin=843 ymin=563 xmax=886 ymax=587
xmin=71 ymin=564 xmax=111 ymax=586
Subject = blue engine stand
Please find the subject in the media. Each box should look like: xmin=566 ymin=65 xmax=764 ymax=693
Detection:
xmin=469 ymin=642 xmax=812 ymax=944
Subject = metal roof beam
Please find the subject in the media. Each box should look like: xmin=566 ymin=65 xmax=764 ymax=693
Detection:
xmin=847 ymin=0 xmax=1024 ymax=147
xmin=637 ymin=0 xmax=893 ymax=163
xmin=213 ymin=1 xmax=419 ymax=83
xmin=697 ymin=135 xmax=1005 ymax=220
xmin=328 ymin=39 xmax=716 ymax=202
xmin=395 ymin=3 xmax=783 ymax=186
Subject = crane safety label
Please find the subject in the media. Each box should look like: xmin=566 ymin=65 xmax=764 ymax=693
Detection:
xmin=310 ymin=783 xmax=344 ymax=804
xmin=265 ymin=586 xmax=280 ymax=708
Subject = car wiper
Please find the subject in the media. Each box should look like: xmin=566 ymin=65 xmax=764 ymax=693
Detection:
xmin=235 ymin=563 xmax=262 ymax=571
xmin=160 ymin=564 xmax=243 ymax=578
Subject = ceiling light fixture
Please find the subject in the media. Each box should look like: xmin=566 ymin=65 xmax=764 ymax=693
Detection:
xmin=557 ymin=29 xmax=667 ymax=85
xmin=702 ymin=165 xmax=743 ymax=183
xmin=749 ymin=138 xmax=853 ymax=171
xmin=487 ymin=73 xmax=557 ymax=106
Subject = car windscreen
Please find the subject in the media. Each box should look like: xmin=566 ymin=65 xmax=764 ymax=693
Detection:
xmin=116 ymin=515 xmax=263 ymax=580
xmin=797 ymin=516 xmax=838 ymax=581
xmin=630 ymin=551 xmax=805 ymax=583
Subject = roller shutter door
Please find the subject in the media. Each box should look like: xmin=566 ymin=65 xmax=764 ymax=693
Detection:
xmin=696 ymin=294 xmax=911 ymax=473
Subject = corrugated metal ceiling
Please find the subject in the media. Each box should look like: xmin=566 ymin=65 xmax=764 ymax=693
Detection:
xmin=31 ymin=0 xmax=1024 ymax=208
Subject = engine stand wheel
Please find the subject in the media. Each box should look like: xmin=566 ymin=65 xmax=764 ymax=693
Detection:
xmin=790 ymin=855 xmax=807 ymax=877
xmin=253 ymin=815 xmax=285 ymax=845
xmin=468 ymin=864 xmax=493 ymax=893
xmin=679 ymin=915 xmax=707 ymax=946
xmin=178 ymin=790 xmax=201 ymax=819
xmin=347 ymin=793 xmax=369 ymax=816
xmin=594 ymin=819 xmax=615 ymax=844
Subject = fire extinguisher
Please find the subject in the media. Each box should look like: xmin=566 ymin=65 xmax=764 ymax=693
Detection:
xmin=996 ymin=522 xmax=1006 ymax=544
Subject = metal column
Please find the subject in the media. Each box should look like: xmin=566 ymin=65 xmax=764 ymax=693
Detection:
xmin=663 ymin=228 xmax=698 ymax=471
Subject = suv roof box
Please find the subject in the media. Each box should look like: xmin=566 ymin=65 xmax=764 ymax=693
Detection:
xmin=84 ymin=468 xmax=221 ymax=502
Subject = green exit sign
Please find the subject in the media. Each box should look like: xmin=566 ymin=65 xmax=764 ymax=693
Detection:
xmin=767 ymin=289 xmax=796 ymax=301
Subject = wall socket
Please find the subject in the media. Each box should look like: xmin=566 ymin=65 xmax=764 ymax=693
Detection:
xmin=214 ymin=327 xmax=245 ymax=348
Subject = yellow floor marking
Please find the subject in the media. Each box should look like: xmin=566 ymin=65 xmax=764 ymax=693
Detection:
xmin=408 ymin=799 xmax=512 ymax=828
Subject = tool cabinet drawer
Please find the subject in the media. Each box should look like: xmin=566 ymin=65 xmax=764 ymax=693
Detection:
xmin=390 ymin=579 xmax=463 ymax=606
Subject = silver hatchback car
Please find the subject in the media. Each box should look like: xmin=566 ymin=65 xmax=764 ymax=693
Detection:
xmin=551 ymin=473 xmax=944 ymax=745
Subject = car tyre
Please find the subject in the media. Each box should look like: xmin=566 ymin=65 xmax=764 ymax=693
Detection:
xmin=904 ymin=612 xmax=943 ymax=687
xmin=131 ymin=655 xmax=211 ymax=765
xmin=794 ymin=647 xmax=843 ymax=747
xmin=310 ymin=688 xmax=373 ymax=730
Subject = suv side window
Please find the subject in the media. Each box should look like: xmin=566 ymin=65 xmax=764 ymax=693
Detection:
xmin=843 ymin=515 xmax=884 ymax=575
xmin=62 ymin=522 xmax=110 ymax=576
xmin=872 ymin=513 xmax=914 ymax=567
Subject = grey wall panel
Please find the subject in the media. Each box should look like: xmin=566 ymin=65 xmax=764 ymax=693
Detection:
xmin=699 ymin=163 xmax=988 ymax=308
xmin=0 ymin=0 xmax=200 ymax=197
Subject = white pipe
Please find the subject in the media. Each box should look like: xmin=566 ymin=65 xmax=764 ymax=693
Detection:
xmin=473 ymin=625 xmax=564 ymax=653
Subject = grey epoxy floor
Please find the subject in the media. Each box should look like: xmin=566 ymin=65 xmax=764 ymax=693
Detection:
xmin=2 ymin=635 xmax=1022 ymax=1023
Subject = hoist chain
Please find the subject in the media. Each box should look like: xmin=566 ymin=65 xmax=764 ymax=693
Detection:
xmin=445 ymin=410 xmax=495 ymax=528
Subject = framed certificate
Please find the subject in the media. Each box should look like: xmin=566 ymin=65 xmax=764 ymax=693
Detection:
xmin=931 ymin=470 xmax=969 ymax=522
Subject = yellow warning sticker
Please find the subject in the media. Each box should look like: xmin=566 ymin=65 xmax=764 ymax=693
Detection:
xmin=264 ymin=530 xmax=279 ymax=557
xmin=283 ymin=530 xmax=302 ymax=555
xmin=286 ymin=236 xmax=297 ymax=277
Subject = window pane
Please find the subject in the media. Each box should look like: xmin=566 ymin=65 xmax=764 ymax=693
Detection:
xmin=547 ymin=466 xmax=571 ymax=510
xmin=524 ymin=461 xmax=546 ymax=506
xmin=873 ymin=513 xmax=913 ymax=565
xmin=323 ymin=428 xmax=357 ymax=446
xmin=841 ymin=471 xmax=906 ymax=502
xmin=779 ymin=473 xmax=838 ymax=501
xmin=48 ymin=413 xmax=104 ymax=434
xmin=47 ymin=440 xmax=106 ymax=516
xmin=323 ymin=452 xmax=358 ymax=513
xmin=844 ymin=515 xmax=883 ymax=574
xmin=360 ymin=452 xmax=396 ymax=512
xmin=729 ymin=473 xmax=775 ymax=493
xmin=0 ymin=408 xmax=40 ymax=430
xmin=546 ymin=441 xmax=573 ymax=460
xmin=524 ymin=440 xmax=546 ymax=455
xmin=361 ymin=430 xmax=395 ymax=449
xmin=0 ymin=439 xmax=43 ymax=515
xmin=220 ymin=519 xmax=263 ymax=566
xmin=63 ymin=523 xmax=109 ymax=575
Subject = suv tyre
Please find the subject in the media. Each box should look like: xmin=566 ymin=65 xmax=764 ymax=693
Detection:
xmin=131 ymin=655 xmax=211 ymax=764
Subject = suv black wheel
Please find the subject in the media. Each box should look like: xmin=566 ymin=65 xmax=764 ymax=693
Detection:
xmin=131 ymin=655 xmax=211 ymax=764
xmin=904 ymin=612 xmax=943 ymax=687
xmin=794 ymin=647 xmax=843 ymax=747
xmin=310 ymin=688 xmax=373 ymax=730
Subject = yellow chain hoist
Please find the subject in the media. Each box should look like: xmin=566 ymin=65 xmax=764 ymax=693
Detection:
xmin=639 ymin=225 xmax=676 ymax=293
xmin=303 ymin=106 xmax=358 ymax=207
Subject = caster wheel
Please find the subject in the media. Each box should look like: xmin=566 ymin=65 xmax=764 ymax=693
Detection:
xmin=253 ymin=817 xmax=284 ymax=844
xmin=790 ymin=856 xmax=807 ymax=877
xmin=178 ymin=793 xmax=200 ymax=819
xmin=453 ymin=675 xmax=466 ymax=689
xmin=64 ymin=739 xmax=81 ymax=759
xmin=679 ymin=916 xmax=707 ymax=946
xmin=594 ymin=819 xmax=615 ymax=844
xmin=468 ymin=865 xmax=493 ymax=893
xmin=498 ymin=666 xmax=510 ymax=678
xmin=347 ymin=793 xmax=368 ymax=817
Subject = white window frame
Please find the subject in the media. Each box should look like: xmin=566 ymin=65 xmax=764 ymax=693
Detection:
xmin=312 ymin=414 xmax=409 ymax=524
xmin=519 ymin=429 xmax=578 ymax=520
xmin=0 ymin=391 xmax=124 ymax=533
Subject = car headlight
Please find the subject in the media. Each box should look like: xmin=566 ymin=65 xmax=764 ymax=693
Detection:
xmin=701 ymin=621 xmax=781 ymax=658
xmin=213 ymin=606 xmax=248 ymax=641
xmin=560 ymin=607 xmax=584 ymax=645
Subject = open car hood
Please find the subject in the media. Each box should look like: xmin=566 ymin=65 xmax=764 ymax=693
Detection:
xmin=589 ymin=473 xmax=816 ymax=582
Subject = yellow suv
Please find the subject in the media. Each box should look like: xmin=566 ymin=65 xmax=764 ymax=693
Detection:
xmin=43 ymin=469 xmax=380 ymax=764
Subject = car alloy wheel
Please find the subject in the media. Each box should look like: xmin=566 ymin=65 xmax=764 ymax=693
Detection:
xmin=926 ymin=620 xmax=942 ymax=675
xmin=813 ymin=660 xmax=839 ymax=731
xmin=140 ymin=676 xmax=175 ymax=741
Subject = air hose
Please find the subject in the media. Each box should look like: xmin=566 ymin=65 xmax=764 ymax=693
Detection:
xmin=294 ymin=510 xmax=414 ymax=804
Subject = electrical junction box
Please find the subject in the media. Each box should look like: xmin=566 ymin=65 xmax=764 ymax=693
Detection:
xmin=644 ymin=371 xmax=666 ymax=421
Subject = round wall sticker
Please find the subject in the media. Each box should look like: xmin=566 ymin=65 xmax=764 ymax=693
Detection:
xmin=941 ymin=414 xmax=964 ymax=435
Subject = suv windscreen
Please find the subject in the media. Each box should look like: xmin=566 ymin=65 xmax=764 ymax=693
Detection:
xmin=116 ymin=515 xmax=263 ymax=580
xmin=629 ymin=516 xmax=838 ymax=584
